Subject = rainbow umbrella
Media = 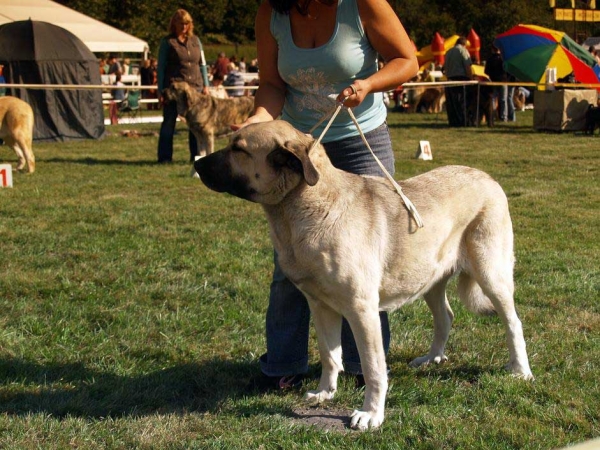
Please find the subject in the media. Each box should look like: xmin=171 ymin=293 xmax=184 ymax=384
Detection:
xmin=494 ymin=24 xmax=600 ymax=85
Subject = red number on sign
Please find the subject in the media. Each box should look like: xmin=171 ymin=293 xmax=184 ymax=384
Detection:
xmin=0 ymin=168 xmax=6 ymax=187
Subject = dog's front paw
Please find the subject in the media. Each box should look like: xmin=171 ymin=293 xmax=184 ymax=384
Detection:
xmin=350 ymin=409 xmax=384 ymax=430
xmin=304 ymin=389 xmax=335 ymax=405
xmin=409 ymin=353 xmax=448 ymax=368
xmin=505 ymin=361 xmax=534 ymax=381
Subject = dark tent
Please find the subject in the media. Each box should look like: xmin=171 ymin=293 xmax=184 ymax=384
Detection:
xmin=0 ymin=19 xmax=105 ymax=141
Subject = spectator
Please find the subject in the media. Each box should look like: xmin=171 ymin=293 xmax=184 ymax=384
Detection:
xmin=212 ymin=52 xmax=230 ymax=86
xmin=140 ymin=59 xmax=151 ymax=85
xmin=149 ymin=58 xmax=159 ymax=110
xmin=238 ymin=56 xmax=247 ymax=72
xmin=247 ymin=58 xmax=259 ymax=73
xmin=443 ymin=37 xmax=474 ymax=127
xmin=505 ymin=75 xmax=516 ymax=122
xmin=484 ymin=44 xmax=508 ymax=123
xmin=109 ymin=72 xmax=125 ymax=125
xmin=223 ymin=67 xmax=246 ymax=97
xmin=140 ymin=58 xmax=152 ymax=103
xmin=111 ymin=72 xmax=126 ymax=101
xmin=122 ymin=58 xmax=131 ymax=76
xmin=108 ymin=54 xmax=122 ymax=75
xmin=156 ymin=9 xmax=210 ymax=163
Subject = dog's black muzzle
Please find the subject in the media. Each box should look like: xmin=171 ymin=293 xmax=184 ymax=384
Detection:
xmin=194 ymin=153 xmax=228 ymax=192
xmin=194 ymin=153 xmax=255 ymax=200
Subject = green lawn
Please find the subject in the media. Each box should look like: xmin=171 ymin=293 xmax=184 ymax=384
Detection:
xmin=0 ymin=110 xmax=598 ymax=449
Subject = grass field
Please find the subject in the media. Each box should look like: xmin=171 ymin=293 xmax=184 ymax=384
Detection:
xmin=0 ymin=110 xmax=598 ymax=449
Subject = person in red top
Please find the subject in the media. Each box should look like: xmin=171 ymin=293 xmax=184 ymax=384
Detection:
xmin=211 ymin=52 xmax=230 ymax=87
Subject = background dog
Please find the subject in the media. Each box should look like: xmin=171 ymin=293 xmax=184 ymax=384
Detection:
xmin=0 ymin=96 xmax=35 ymax=173
xmin=163 ymin=81 xmax=254 ymax=157
xmin=414 ymin=87 xmax=445 ymax=113
xmin=194 ymin=120 xmax=533 ymax=430
xmin=404 ymin=86 xmax=445 ymax=113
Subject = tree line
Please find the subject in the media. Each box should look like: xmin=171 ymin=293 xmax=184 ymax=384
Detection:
xmin=56 ymin=0 xmax=599 ymax=62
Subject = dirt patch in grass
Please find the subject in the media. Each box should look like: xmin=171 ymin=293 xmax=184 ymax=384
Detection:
xmin=290 ymin=407 xmax=353 ymax=432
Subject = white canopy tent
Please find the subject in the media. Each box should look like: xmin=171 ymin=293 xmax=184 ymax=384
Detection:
xmin=0 ymin=0 xmax=149 ymax=55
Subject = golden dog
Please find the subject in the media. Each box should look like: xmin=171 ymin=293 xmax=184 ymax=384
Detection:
xmin=194 ymin=121 xmax=533 ymax=430
xmin=162 ymin=81 xmax=254 ymax=157
xmin=0 ymin=96 xmax=35 ymax=173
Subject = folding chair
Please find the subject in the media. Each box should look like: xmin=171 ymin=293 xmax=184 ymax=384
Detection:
xmin=118 ymin=89 xmax=141 ymax=122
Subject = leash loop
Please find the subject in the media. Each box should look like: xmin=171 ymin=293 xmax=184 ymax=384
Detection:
xmin=307 ymin=99 xmax=424 ymax=229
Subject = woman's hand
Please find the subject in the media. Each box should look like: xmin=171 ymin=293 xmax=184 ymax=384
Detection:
xmin=336 ymin=79 xmax=371 ymax=108
xmin=230 ymin=111 xmax=273 ymax=131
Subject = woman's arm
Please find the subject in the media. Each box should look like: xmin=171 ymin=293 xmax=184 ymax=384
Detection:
xmin=338 ymin=0 xmax=418 ymax=107
xmin=231 ymin=1 xmax=287 ymax=130
xmin=156 ymin=38 xmax=169 ymax=96
xmin=197 ymin=37 xmax=211 ymax=94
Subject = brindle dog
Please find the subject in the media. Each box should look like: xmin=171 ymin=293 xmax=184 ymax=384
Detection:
xmin=163 ymin=81 xmax=254 ymax=156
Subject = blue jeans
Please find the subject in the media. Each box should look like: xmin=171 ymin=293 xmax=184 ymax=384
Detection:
xmin=260 ymin=123 xmax=394 ymax=376
xmin=494 ymin=85 xmax=507 ymax=121
xmin=157 ymin=99 xmax=198 ymax=162
xmin=495 ymin=85 xmax=516 ymax=122
xmin=506 ymin=86 xmax=516 ymax=122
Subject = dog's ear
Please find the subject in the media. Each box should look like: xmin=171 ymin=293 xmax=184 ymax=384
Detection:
xmin=269 ymin=140 xmax=319 ymax=186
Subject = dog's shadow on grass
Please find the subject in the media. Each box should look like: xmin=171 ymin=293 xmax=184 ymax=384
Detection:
xmin=0 ymin=357 xmax=265 ymax=419
xmin=0 ymin=356 xmax=504 ymax=421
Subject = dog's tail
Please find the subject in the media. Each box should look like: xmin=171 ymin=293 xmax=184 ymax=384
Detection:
xmin=457 ymin=273 xmax=496 ymax=316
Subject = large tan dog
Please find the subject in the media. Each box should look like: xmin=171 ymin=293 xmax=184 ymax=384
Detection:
xmin=162 ymin=81 xmax=254 ymax=157
xmin=0 ymin=96 xmax=35 ymax=173
xmin=194 ymin=121 xmax=533 ymax=430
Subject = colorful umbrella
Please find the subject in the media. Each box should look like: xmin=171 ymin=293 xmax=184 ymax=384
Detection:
xmin=494 ymin=24 xmax=600 ymax=85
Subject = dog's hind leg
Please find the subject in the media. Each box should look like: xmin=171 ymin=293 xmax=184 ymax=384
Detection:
xmin=410 ymin=280 xmax=453 ymax=368
xmin=344 ymin=304 xmax=388 ymax=430
xmin=476 ymin=272 xmax=533 ymax=380
xmin=467 ymin=217 xmax=534 ymax=380
xmin=304 ymin=299 xmax=343 ymax=405
xmin=410 ymin=276 xmax=454 ymax=368
xmin=14 ymin=133 xmax=35 ymax=173
xmin=5 ymin=136 xmax=26 ymax=172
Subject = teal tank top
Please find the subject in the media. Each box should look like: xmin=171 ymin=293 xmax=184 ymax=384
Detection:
xmin=271 ymin=0 xmax=386 ymax=142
